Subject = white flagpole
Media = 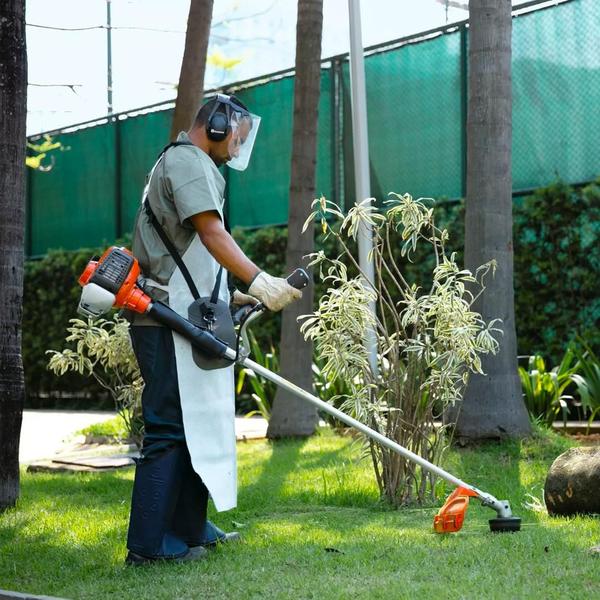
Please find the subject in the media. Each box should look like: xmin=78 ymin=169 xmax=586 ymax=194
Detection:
xmin=348 ymin=0 xmax=378 ymax=374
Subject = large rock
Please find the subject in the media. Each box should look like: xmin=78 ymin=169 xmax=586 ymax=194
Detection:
xmin=544 ymin=447 xmax=600 ymax=516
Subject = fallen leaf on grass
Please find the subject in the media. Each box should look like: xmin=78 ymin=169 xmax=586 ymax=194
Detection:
xmin=232 ymin=521 xmax=247 ymax=528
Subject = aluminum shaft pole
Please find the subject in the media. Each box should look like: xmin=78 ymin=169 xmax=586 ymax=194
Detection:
xmin=243 ymin=356 xmax=511 ymax=515
xmin=246 ymin=357 xmax=464 ymax=489
xmin=348 ymin=0 xmax=378 ymax=374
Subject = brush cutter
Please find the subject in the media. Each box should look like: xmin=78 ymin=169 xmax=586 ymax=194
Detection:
xmin=78 ymin=246 xmax=521 ymax=534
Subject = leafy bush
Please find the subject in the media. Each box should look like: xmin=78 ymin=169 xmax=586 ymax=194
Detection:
xmin=513 ymin=179 xmax=600 ymax=361
xmin=235 ymin=329 xmax=354 ymax=424
xmin=78 ymin=414 xmax=130 ymax=443
xmin=47 ymin=316 xmax=144 ymax=446
xmin=570 ymin=338 xmax=600 ymax=428
xmin=22 ymin=179 xmax=598 ymax=408
xmin=518 ymin=349 xmax=578 ymax=427
xmin=301 ymin=195 xmax=500 ymax=506
xmin=23 ymin=247 xmax=111 ymax=406
xmin=235 ymin=331 xmax=279 ymax=419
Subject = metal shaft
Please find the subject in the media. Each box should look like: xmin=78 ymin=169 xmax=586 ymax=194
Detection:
xmin=242 ymin=356 xmax=511 ymax=515
xmin=244 ymin=357 xmax=468 ymax=489
xmin=347 ymin=0 xmax=378 ymax=375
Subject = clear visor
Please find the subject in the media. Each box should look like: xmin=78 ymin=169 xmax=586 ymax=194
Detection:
xmin=226 ymin=112 xmax=260 ymax=171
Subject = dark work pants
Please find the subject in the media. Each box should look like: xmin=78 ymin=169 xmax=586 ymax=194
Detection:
xmin=127 ymin=325 xmax=210 ymax=558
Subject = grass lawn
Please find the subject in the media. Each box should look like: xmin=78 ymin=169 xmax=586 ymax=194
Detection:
xmin=1 ymin=427 xmax=598 ymax=599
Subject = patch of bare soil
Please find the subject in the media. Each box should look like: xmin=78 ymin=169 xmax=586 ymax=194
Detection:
xmin=567 ymin=433 xmax=600 ymax=446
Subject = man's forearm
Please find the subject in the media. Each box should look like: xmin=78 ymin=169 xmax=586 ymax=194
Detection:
xmin=199 ymin=227 xmax=261 ymax=286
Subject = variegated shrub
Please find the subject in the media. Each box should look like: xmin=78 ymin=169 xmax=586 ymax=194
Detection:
xmin=301 ymin=194 xmax=501 ymax=506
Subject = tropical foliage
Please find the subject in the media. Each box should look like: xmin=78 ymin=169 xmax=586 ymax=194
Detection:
xmin=47 ymin=316 xmax=143 ymax=445
xmin=300 ymin=194 xmax=501 ymax=506
xmin=570 ymin=338 xmax=600 ymax=429
xmin=518 ymin=349 xmax=578 ymax=427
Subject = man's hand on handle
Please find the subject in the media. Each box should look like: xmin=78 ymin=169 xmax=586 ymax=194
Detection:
xmin=231 ymin=289 xmax=259 ymax=307
xmin=248 ymin=271 xmax=302 ymax=312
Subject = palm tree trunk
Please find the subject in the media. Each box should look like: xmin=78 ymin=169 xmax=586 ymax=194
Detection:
xmin=267 ymin=0 xmax=323 ymax=438
xmin=170 ymin=0 xmax=214 ymax=140
xmin=456 ymin=0 xmax=530 ymax=439
xmin=0 ymin=0 xmax=27 ymax=510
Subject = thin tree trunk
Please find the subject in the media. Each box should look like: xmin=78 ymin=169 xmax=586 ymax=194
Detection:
xmin=455 ymin=0 xmax=530 ymax=439
xmin=0 ymin=0 xmax=27 ymax=510
xmin=267 ymin=0 xmax=323 ymax=438
xmin=170 ymin=0 xmax=214 ymax=140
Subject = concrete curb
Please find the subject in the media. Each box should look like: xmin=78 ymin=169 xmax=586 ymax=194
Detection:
xmin=0 ymin=590 xmax=67 ymax=600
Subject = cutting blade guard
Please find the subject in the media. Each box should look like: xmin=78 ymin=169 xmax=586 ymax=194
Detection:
xmin=433 ymin=486 xmax=479 ymax=533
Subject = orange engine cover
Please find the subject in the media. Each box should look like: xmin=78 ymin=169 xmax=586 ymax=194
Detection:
xmin=78 ymin=246 xmax=151 ymax=314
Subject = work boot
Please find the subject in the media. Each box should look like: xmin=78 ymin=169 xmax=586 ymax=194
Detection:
xmin=125 ymin=545 xmax=208 ymax=566
xmin=200 ymin=520 xmax=241 ymax=548
xmin=126 ymin=446 xmax=189 ymax=559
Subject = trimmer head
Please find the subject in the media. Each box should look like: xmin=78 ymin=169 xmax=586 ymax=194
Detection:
xmin=434 ymin=486 xmax=522 ymax=534
xmin=489 ymin=516 xmax=522 ymax=533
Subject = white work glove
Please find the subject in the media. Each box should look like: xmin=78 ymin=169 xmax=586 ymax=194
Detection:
xmin=248 ymin=271 xmax=302 ymax=312
xmin=231 ymin=289 xmax=259 ymax=307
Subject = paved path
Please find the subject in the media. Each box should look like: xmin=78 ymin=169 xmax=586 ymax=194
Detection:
xmin=19 ymin=410 xmax=268 ymax=464
xmin=19 ymin=410 xmax=116 ymax=463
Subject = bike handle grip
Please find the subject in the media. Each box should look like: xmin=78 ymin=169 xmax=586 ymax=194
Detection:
xmin=286 ymin=268 xmax=309 ymax=290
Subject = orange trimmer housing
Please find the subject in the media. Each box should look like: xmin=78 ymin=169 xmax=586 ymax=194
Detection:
xmin=433 ymin=486 xmax=480 ymax=533
xmin=79 ymin=246 xmax=151 ymax=314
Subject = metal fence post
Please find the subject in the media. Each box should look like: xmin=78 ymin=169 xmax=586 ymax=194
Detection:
xmin=114 ymin=116 xmax=122 ymax=239
xmin=460 ymin=23 xmax=468 ymax=199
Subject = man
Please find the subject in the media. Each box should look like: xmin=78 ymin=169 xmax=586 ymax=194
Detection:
xmin=125 ymin=94 xmax=301 ymax=565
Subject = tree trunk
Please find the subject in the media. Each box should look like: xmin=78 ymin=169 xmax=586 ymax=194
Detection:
xmin=0 ymin=0 xmax=27 ymax=510
xmin=267 ymin=0 xmax=323 ymax=438
xmin=170 ymin=0 xmax=214 ymax=140
xmin=455 ymin=0 xmax=530 ymax=439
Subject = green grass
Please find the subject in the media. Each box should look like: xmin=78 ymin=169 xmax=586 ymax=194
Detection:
xmin=78 ymin=415 xmax=129 ymax=440
xmin=1 ymin=427 xmax=598 ymax=599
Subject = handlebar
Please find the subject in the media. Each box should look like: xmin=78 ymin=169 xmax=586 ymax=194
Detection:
xmin=232 ymin=268 xmax=309 ymax=361
xmin=232 ymin=268 xmax=309 ymax=325
xmin=286 ymin=268 xmax=310 ymax=290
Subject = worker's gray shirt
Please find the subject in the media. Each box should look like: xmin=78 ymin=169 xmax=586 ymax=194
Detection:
xmin=130 ymin=132 xmax=225 ymax=325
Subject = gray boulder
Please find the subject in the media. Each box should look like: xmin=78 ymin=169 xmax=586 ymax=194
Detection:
xmin=544 ymin=447 xmax=600 ymax=516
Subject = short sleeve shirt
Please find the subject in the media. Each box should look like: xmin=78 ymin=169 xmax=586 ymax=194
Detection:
xmin=131 ymin=131 xmax=225 ymax=307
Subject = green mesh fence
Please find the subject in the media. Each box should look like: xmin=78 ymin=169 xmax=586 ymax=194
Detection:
xmin=28 ymin=122 xmax=117 ymax=255
xmin=227 ymin=69 xmax=333 ymax=227
xmin=26 ymin=0 xmax=599 ymax=256
xmin=512 ymin=0 xmax=600 ymax=189
xmin=119 ymin=109 xmax=173 ymax=234
xmin=341 ymin=32 xmax=464 ymax=207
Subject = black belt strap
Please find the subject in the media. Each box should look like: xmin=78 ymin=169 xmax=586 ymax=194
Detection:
xmin=143 ymin=140 xmax=225 ymax=303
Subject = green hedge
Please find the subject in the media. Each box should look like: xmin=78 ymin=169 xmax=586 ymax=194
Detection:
xmin=22 ymin=180 xmax=599 ymax=407
xmin=513 ymin=180 xmax=600 ymax=359
xmin=23 ymin=246 xmax=113 ymax=408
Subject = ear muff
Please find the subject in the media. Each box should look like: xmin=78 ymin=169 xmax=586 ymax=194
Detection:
xmin=206 ymin=101 xmax=231 ymax=142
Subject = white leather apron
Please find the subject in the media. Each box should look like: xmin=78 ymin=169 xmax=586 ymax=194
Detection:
xmin=167 ymin=236 xmax=237 ymax=513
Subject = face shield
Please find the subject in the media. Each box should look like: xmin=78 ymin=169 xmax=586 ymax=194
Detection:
xmin=226 ymin=110 xmax=260 ymax=171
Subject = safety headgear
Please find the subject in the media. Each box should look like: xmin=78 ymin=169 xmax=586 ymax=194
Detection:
xmin=205 ymin=93 xmax=260 ymax=171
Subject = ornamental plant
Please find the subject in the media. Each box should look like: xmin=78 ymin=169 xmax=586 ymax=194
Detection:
xmin=47 ymin=316 xmax=144 ymax=446
xmin=518 ymin=348 xmax=578 ymax=428
xmin=300 ymin=194 xmax=501 ymax=506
